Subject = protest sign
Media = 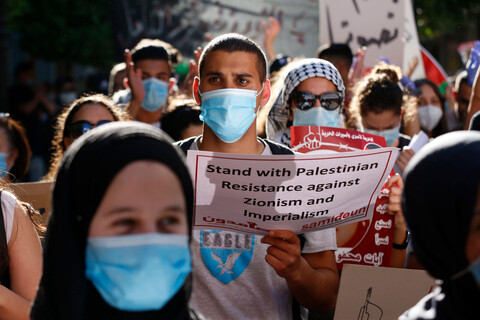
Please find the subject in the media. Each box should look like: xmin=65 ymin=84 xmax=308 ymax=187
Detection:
xmin=291 ymin=126 xmax=395 ymax=268
xmin=187 ymin=147 xmax=397 ymax=235
xmin=319 ymin=0 xmax=405 ymax=70
xmin=111 ymin=0 xmax=319 ymax=61
xmin=334 ymin=264 xmax=435 ymax=320
xmin=403 ymin=0 xmax=425 ymax=80
xmin=11 ymin=181 xmax=53 ymax=226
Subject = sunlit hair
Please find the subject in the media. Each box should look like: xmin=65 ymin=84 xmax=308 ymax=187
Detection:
xmin=348 ymin=62 xmax=416 ymax=129
xmin=130 ymin=38 xmax=179 ymax=73
xmin=44 ymin=94 xmax=130 ymax=181
xmin=0 ymin=115 xmax=31 ymax=181
xmin=108 ymin=62 xmax=126 ymax=96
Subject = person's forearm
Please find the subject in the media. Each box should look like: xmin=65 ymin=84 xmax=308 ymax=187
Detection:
xmin=39 ymin=95 xmax=58 ymax=116
xmin=465 ymin=67 xmax=480 ymax=129
xmin=265 ymin=40 xmax=276 ymax=62
xmin=126 ymin=99 xmax=142 ymax=119
xmin=390 ymin=227 xmax=407 ymax=268
xmin=285 ymin=254 xmax=339 ymax=313
xmin=0 ymin=285 xmax=31 ymax=320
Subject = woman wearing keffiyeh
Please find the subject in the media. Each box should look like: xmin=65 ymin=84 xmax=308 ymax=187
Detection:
xmin=266 ymin=58 xmax=345 ymax=147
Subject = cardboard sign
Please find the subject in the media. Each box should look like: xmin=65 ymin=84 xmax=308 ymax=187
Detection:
xmin=402 ymin=0 xmax=425 ymax=80
xmin=334 ymin=264 xmax=436 ymax=320
xmin=291 ymin=126 xmax=395 ymax=269
xmin=197 ymin=0 xmax=319 ymax=58
xmin=10 ymin=181 xmax=53 ymax=226
xmin=187 ymin=148 xmax=397 ymax=235
xmin=111 ymin=0 xmax=319 ymax=62
xmin=319 ymin=0 xmax=405 ymax=70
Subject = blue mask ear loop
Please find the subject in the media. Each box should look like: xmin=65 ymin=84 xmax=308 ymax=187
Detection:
xmin=452 ymin=255 xmax=480 ymax=282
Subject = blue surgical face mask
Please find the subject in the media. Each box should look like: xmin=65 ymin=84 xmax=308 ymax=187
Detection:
xmin=452 ymin=255 xmax=480 ymax=287
xmin=199 ymin=87 xmax=263 ymax=143
xmin=469 ymin=256 xmax=480 ymax=286
xmin=85 ymin=233 xmax=191 ymax=311
xmin=292 ymin=107 xmax=339 ymax=128
xmin=0 ymin=153 xmax=9 ymax=178
xmin=142 ymin=78 xmax=169 ymax=112
xmin=363 ymin=123 xmax=401 ymax=147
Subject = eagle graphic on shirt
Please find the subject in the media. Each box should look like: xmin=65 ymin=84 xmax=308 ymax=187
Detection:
xmin=200 ymin=230 xmax=255 ymax=284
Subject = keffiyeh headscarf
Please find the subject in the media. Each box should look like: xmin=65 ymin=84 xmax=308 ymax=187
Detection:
xmin=266 ymin=58 xmax=344 ymax=145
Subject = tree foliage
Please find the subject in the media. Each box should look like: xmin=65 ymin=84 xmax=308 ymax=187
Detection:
xmin=414 ymin=0 xmax=479 ymax=40
xmin=7 ymin=0 xmax=114 ymax=67
xmin=6 ymin=0 xmax=479 ymax=67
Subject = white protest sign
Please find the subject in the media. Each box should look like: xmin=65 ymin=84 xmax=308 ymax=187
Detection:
xmin=187 ymin=148 xmax=398 ymax=235
xmin=403 ymin=0 xmax=425 ymax=80
xmin=197 ymin=0 xmax=319 ymax=59
xmin=319 ymin=0 xmax=405 ymax=69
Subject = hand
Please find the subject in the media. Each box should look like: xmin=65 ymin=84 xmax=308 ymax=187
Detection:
xmin=180 ymin=47 xmax=202 ymax=94
xmin=304 ymin=132 xmax=322 ymax=150
xmin=350 ymin=46 xmax=367 ymax=84
xmin=406 ymin=56 xmax=419 ymax=78
xmin=395 ymin=148 xmax=415 ymax=172
xmin=261 ymin=230 xmax=303 ymax=280
xmin=466 ymin=41 xmax=480 ymax=86
xmin=262 ymin=17 xmax=281 ymax=43
xmin=125 ymin=49 xmax=145 ymax=104
xmin=386 ymin=174 xmax=406 ymax=233
xmin=380 ymin=57 xmax=416 ymax=93
xmin=444 ymin=83 xmax=455 ymax=109
xmin=262 ymin=17 xmax=281 ymax=61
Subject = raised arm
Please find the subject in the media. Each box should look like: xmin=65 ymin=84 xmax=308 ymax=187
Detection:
xmin=124 ymin=49 xmax=145 ymax=119
xmin=386 ymin=174 xmax=408 ymax=268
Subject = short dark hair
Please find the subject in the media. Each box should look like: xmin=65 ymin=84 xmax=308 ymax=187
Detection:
xmin=161 ymin=101 xmax=202 ymax=141
xmin=130 ymin=39 xmax=172 ymax=70
xmin=317 ymin=43 xmax=353 ymax=69
xmin=198 ymin=33 xmax=267 ymax=82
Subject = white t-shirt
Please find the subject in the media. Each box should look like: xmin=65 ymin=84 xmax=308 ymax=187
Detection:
xmin=187 ymin=137 xmax=337 ymax=320
xmin=2 ymin=191 xmax=17 ymax=244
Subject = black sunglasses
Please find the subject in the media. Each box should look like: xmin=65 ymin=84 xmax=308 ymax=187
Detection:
xmin=291 ymin=91 xmax=343 ymax=111
xmin=69 ymin=120 xmax=112 ymax=139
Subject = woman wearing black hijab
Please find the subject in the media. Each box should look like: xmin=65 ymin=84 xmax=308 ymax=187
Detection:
xmin=31 ymin=121 xmax=202 ymax=320
xmin=399 ymin=131 xmax=480 ymax=319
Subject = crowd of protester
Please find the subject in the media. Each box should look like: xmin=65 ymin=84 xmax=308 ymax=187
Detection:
xmin=1 ymin=14 xmax=480 ymax=320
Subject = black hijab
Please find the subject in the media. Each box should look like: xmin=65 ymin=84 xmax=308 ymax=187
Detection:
xmin=402 ymin=131 xmax=480 ymax=319
xmin=31 ymin=121 xmax=194 ymax=320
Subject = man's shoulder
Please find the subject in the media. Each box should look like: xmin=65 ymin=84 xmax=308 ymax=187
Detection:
xmin=259 ymin=138 xmax=294 ymax=155
xmin=174 ymin=136 xmax=198 ymax=155
xmin=175 ymin=136 xmax=294 ymax=156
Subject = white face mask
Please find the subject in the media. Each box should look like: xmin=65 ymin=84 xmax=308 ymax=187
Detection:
xmin=418 ymin=105 xmax=443 ymax=132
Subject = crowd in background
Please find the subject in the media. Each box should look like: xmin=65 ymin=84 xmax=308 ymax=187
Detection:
xmin=0 ymin=14 xmax=479 ymax=320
